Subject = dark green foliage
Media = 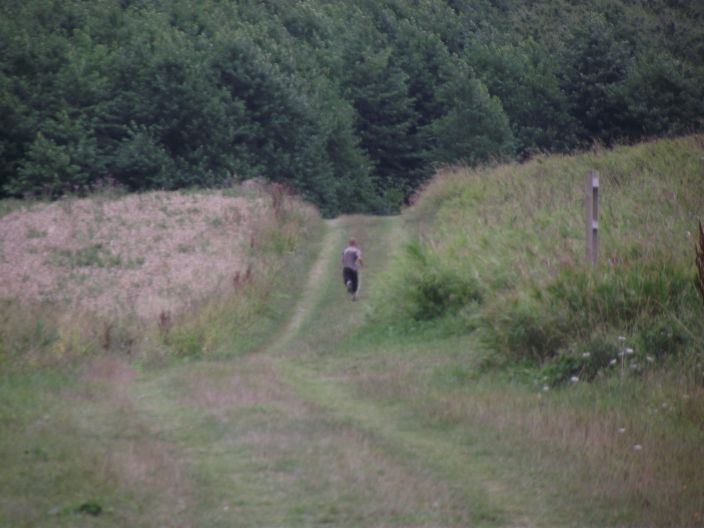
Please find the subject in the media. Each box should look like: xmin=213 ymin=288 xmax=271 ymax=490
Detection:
xmin=637 ymin=317 xmax=691 ymax=361
xmin=1 ymin=0 xmax=703 ymax=212
xmin=560 ymin=14 xmax=634 ymax=146
xmin=482 ymin=263 xmax=697 ymax=363
xmin=343 ymin=47 xmax=422 ymax=209
xmin=110 ymin=125 xmax=176 ymax=190
xmin=480 ymin=294 xmax=569 ymax=363
xmin=76 ymin=501 xmax=102 ymax=516
xmin=398 ymin=242 xmax=483 ymax=321
xmin=12 ymin=133 xmax=84 ymax=197
xmin=430 ymin=67 xmax=515 ymax=165
xmin=467 ymin=40 xmax=577 ymax=156
xmin=615 ymin=53 xmax=704 ymax=140
xmin=541 ymin=336 xmax=621 ymax=386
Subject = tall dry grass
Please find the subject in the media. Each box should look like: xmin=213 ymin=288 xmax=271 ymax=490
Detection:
xmin=0 ymin=183 xmax=321 ymax=366
xmin=373 ymin=135 xmax=704 ymax=378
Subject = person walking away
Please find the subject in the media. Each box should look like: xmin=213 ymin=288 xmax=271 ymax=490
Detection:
xmin=342 ymin=238 xmax=363 ymax=300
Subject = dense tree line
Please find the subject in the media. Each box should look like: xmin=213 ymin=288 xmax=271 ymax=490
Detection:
xmin=1 ymin=0 xmax=703 ymax=216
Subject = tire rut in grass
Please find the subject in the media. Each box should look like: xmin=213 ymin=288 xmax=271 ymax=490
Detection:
xmin=125 ymin=215 xmax=523 ymax=526
xmin=134 ymin=353 xmax=474 ymax=526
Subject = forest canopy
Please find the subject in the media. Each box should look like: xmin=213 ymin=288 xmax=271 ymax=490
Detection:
xmin=1 ymin=0 xmax=703 ymax=216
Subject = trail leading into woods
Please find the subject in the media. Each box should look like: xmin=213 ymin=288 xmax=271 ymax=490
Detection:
xmin=8 ymin=212 xmax=696 ymax=527
xmin=269 ymin=217 xmax=343 ymax=352
xmin=96 ymin=216 xmax=556 ymax=527
xmin=264 ymin=215 xmax=546 ymax=527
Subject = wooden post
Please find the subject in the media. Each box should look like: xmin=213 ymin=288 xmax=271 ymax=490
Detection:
xmin=585 ymin=170 xmax=599 ymax=265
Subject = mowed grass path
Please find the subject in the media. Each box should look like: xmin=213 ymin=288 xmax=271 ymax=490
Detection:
xmin=118 ymin=216 xmax=571 ymax=527
xmin=4 ymin=215 xmax=678 ymax=527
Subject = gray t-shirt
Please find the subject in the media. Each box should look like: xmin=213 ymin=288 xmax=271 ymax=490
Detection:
xmin=342 ymin=246 xmax=362 ymax=270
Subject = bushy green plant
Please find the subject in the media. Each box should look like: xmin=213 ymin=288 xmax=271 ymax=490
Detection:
xmin=483 ymin=262 xmax=697 ymax=363
xmin=397 ymin=241 xmax=483 ymax=321
xmin=11 ymin=134 xmax=84 ymax=198
xmin=481 ymin=294 xmax=570 ymax=362
xmin=637 ymin=317 xmax=692 ymax=360
xmin=541 ymin=335 xmax=621 ymax=386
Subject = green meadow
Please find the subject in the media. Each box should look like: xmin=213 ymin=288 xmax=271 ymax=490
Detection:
xmin=1 ymin=136 xmax=703 ymax=527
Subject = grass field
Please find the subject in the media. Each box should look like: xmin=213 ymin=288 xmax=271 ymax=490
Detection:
xmin=1 ymin=137 xmax=703 ymax=527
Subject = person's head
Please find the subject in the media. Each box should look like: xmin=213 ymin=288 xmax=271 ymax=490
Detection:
xmin=348 ymin=237 xmax=357 ymax=247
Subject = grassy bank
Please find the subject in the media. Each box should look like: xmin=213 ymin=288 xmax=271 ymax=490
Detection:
xmin=0 ymin=184 xmax=323 ymax=527
xmin=0 ymin=183 xmax=323 ymax=368
xmin=348 ymin=135 xmax=704 ymax=525
xmin=2 ymin=136 xmax=703 ymax=527
xmin=373 ymin=135 xmax=704 ymax=379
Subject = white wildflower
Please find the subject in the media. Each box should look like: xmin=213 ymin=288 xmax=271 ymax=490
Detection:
xmin=618 ymin=336 xmax=626 ymax=342
xmin=542 ymin=385 xmax=550 ymax=392
xmin=609 ymin=358 xmax=618 ymax=366
xmin=570 ymin=376 xmax=579 ymax=383
xmin=617 ymin=427 xmax=626 ymax=434
xmin=625 ymin=348 xmax=634 ymax=355
xmin=646 ymin=355 xmax=655 ymax=363
xmin=581 ymin=352 xmax=591 ymax=358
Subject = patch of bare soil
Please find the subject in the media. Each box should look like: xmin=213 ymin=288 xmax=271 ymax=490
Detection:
xmin=0 ymin=191 xmax=263 ymax=322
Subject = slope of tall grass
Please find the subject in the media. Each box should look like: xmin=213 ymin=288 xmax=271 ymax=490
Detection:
xmin=0 ymin=183 xmax=322 ymax=527
xmin=0 ymin=183 xmax=322 ymax=368
xmin=372 ymin=135 xmax=704 ymax=382
xmin=354 ymin=136 xmax=704 ymax=525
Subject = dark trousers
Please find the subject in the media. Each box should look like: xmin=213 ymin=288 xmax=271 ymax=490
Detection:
xmin=343 ymin=267 xmax=358 ymax=293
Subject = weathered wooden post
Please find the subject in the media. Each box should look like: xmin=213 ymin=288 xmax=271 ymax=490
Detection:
xmin=585 ymin=170 xmax=599 ymax=265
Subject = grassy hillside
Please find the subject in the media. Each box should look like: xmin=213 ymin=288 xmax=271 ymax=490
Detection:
xmin=345 ymin=135 xmax=704 ymax=525
xmin=0 ymin=182 xmax=322 ymax=367
xmin=1 ymin=137 xmax=703 ymax=527
xmin=372 ymin=134 xmax=704 ymax=381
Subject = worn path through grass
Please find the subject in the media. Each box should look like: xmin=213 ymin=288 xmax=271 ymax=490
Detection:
xmin=4 ymin=215 xmax=636 ymax=527
xmin=122 ymin=215 xmax=572 ymax=528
